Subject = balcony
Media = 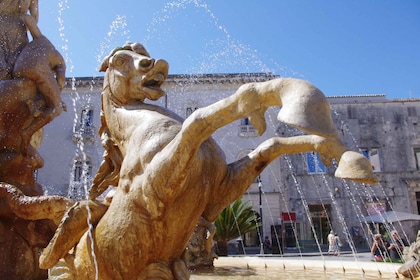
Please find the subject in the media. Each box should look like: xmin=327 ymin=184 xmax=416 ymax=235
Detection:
xmin=72 ymin=125 xmax=96 ymax=143
xmin=67 ymin=179 xmax=92 ymax=201
xmin=238 ymin=125 xmax=258 ymax=137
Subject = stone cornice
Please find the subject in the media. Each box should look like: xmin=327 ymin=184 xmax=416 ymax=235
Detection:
xmin=63 ymin=77 xmax=104 ymax=89
xmin=63 ymin=73 xmax=280 ymax=89
xmin=62 ymin=74 xmax=420 ymax=102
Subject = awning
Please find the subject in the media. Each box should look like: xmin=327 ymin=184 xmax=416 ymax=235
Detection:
xmin=360 ymin=211 xmax=420 ymax=223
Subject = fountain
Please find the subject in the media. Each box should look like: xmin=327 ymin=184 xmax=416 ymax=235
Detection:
xmin=0 ymin=1 xmax=71 ymax=279
xmin=0 ymin=2 xmax=417 ymax=280
xmin=36 ymin=41 xmax=378 ymax=280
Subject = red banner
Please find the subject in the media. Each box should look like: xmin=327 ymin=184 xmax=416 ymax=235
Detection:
xmin=282 ymin=212 xmax=296 ymax=221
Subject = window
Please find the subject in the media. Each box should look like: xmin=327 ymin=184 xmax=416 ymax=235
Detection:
xmin=72 ymin=157 xmax=92 ymax=183
xmin=408 ymin=107 xmax=417 ymax=117
xmin=186 ymin=107 xmax=199 ymax=118
xmin=347 ymin=106 xmax=357 ymax=119
xmin=360 ymin=148 xmax=381 ymax=172
xmin=408 ymin=107 xmax=419 ymax=125
xmin=238 ymin=118 xmax=258 ymax=137
xmin=394 ymin=113 xmax=404 ymax=124
xmin=306 ymin=152 xmax=326 ymax=174
xmin=414 ymin=148 xmax=420 ymax=170
xmin=69 ymin=154 xmax=93 ymax=200
xmin=241 ymin=118 xmax=250 ymax=126
xmin=186 ymin=107 xmax=193 ymax=117
xmin=81 ymin=108 xmax=94 ymax=127
xmin=73 ymin=105 xmax=95 ymax=142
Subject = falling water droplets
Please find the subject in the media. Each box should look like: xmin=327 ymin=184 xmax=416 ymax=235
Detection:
xmin=56 ymin=0 xmax=74 ymax=75
xmin=140 ymin=0 xmax=292 ymax=76
xmin=96 ymin=15 xmax=131 ymax=70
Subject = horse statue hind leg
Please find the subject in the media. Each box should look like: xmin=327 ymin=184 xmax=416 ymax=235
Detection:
xmin=187 ymin=77 xmax=376 ymax=185
xmin=234 ymin=78 xmax=376 ymax=180
xmin=186 ymin=77 xmax=377 ymax=221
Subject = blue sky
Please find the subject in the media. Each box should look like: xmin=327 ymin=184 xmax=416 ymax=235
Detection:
xmin=38 ymin=0 xmax=420 ymax=99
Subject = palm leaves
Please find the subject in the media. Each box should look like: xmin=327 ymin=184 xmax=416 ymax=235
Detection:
xmin=214 ymin=198 xmax=261 ymax=255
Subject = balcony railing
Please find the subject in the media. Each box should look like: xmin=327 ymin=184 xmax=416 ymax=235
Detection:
xmin=72 ymin=126 xmax=96 ymax=143
xmin=67 ymin=179 xmax=92 ymax=201
xmin=238 ymin=125 xmax=258 ymax=137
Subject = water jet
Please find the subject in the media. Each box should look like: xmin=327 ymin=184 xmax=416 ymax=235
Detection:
xmin=1 ymin=1 xmax=417 ymax=279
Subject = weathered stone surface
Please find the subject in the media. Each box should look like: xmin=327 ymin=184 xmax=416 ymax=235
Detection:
xmin=398 ymin=230 xmax=420 ymax=278
xmin=40 ymin=43 xmax=376 ymax=279
xmin=0 ymin=1 xmax=69 ymax=279
xmin=183 ymin=217 xmax=217 ymax=269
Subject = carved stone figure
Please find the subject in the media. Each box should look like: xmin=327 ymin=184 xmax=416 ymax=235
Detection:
xmin=0 ymin=0 xmax=39 ymax=80
xmin=183 ymin=217 xmax=217 ymax=269
xmin=398 ymin=230 xmax=420 ymax=278
xmin=0 ymin=2 xmax=69 ymax=279
xmin=39 ymin=42 xmax=377 ymax=280
xmin=0 ymin=5 xmax=65 ymax=189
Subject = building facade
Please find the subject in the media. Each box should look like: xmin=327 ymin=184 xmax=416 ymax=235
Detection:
xmin=37 ymin=73 xmax=420 ymax=248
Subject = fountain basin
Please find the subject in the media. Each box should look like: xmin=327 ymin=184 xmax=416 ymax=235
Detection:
xmin=191 ymin=256 xmax=404 ymax=279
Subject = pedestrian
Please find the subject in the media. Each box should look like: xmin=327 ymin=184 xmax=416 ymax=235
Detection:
xmin=371 ymin=233 xmax=388 ymax=261
xmin=387 ymin=230 xmax=408 ymax=261
xmin=333 ymin=233 xmax=341 ymax=256
xmin=263 ymin=236 xmax=272 ymax=253
xmin=327 ymin=230 xmax=334 ymax=255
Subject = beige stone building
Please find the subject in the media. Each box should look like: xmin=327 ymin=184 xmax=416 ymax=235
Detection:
xmin=37 ymin=73 xmax=420 ymax=249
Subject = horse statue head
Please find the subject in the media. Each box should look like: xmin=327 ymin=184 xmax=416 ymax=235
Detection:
xmin=99 ymin=42 xmax=169 ymax=104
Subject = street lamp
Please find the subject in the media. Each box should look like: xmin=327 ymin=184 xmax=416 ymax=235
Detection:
xmin=258 ymin=175 xmax=263 ymax=254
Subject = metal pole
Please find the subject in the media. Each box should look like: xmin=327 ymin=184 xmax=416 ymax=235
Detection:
xmin=258 ymin=176 xmax=263 ymax=253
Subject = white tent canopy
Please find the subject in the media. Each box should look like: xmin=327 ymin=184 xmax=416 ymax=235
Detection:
xmin=361 ymin=211 xmax=420 ymax=223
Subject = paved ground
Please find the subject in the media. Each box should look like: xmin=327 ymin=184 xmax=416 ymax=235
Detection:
xmin=229 ymin=245 xmax=402 ymax=265
xmin=258 ymin=245 xmax=376 ymax=261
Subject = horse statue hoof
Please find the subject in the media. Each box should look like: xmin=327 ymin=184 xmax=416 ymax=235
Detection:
xmin=335 ymin=151 xmax=378 ymax=184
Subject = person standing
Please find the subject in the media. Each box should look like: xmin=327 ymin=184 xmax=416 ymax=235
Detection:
xmin=327 ymin=230 xmax=334 ymax=255
xmin=333 ymin=233 xmax=341 ymax=256
xmin=263 ymin=236 xmax=272 ymax=253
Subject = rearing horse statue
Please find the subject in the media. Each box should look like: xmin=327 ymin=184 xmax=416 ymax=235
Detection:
xmin=40 ymin=43 xmax=377 ymax=280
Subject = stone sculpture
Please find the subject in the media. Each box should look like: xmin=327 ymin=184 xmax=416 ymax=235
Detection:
xmin=38 ymin=42 xmax=377 ymax=280
xmin=183 ymin=217 xmax=217 ymax=269
xmin=398 ymin=230 xmax=420 ymax=278
xmin=0 ymin=2 xmax=70 ymax=279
